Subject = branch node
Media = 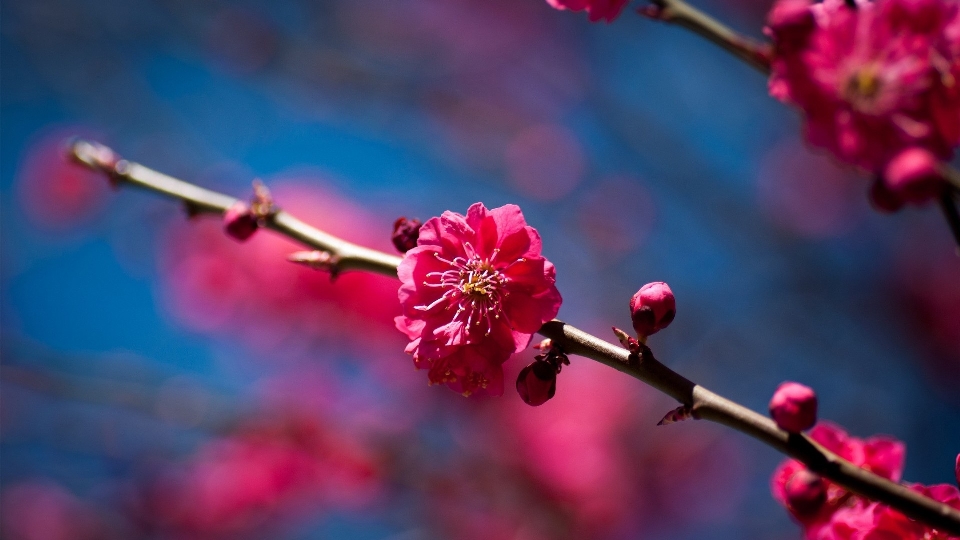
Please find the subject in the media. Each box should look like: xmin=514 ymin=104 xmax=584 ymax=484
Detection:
xmin=288 ymin=250 xmax=341 ymax=279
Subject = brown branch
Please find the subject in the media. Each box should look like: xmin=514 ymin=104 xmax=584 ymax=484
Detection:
xmin=645 ymin=0 xmax=772 ymax=74
xmin=67 ymin=138 xmax=960 ymax=534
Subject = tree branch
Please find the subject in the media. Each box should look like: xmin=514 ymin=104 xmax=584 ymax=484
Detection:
xmin=645 ymin=0 xmax=772 ymax=74
xmin=68 ymin=138 xmax=960 ymax=534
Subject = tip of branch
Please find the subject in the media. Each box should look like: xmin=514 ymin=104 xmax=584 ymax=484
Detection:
xmin=67 ymin=138 xmax=120 ymax=172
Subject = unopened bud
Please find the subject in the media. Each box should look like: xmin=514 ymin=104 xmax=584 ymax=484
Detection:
xmin=223 ymin=201 xmax=258 ymax=241
xmin=392 ymin=217 xmax=422 ymax=253
xmin=784 ymin=469 xmax=826 ymax=515
xmin=769 ymin=381 xmax=818 ymax=433
xmin=630 ymin=282 xmax=676 ymax=338
xmin=955 ymin=453 xmax=959 ymax=489
xmin=883 ymin=148 xmax=945 ymax=205
xmin=516 ymin=360 xmax=557 ymax=407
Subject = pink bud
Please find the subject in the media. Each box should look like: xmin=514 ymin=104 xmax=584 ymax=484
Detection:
xmin=223 ymin=201 xmax=258 ymax=241
xmin=955 ymin=454 xmax=959 ymax=488
xmin=630 ymin=282 xmax=676 ymax=337
xmin=516 ymin=361 xmax=557 ymax=406
xmin=883 ymin=148 xmax=945 ymax=205
xmin=769 ymin=382 xmax=818 ymax=432
xmin=391 ymin=217 xmax=421 ymax=253
xmin=784 ymin=469 xmax=826 ymax=515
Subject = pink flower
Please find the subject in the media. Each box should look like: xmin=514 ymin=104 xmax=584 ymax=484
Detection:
xmin=769 ymin=381 xmax=818 ymax=432
xmin=771 ymin=422 xmax=905 ymax=537
xmin=766 ymin=0 xmax=960 ymax=171
xmin=819 ymin=484 xmax=960 ymax=539
xmin=395 ymin=203 xmax=562 ymax=396
xmin=545 ymin=0 xmax=630 ymax=23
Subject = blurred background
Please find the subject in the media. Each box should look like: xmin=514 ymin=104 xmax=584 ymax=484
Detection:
xmin=2 ymin=0 xmax=958 ymax=538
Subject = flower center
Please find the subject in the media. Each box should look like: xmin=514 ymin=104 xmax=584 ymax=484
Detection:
xmin=843 ymin=67 xmax=884 ymax=111
xmin=418 ymin=247 xmax=523 ymax=336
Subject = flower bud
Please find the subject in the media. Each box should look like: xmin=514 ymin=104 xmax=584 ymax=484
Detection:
xmin=630 ymin=282 xmax=676 ymax=337
xmin=784 ymin=469 xmax=826 ymax=515
xmin=883 ymin=148 xmax=945 ymax=205
xmin=955 ymin=453 xmax=959 ymax=488
xmin=769 ymin=381 xmax=818 ymax=433
xmin=516 ymin=360 xmax=557 ymax=406
xmin=223 ymin=201 xmax=258 ymax=241
xmin=391 ymin=217 xmax=422 ymax=253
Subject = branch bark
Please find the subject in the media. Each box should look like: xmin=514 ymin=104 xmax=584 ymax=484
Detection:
xmin=69 ymin=138 xmax=960 ymax=535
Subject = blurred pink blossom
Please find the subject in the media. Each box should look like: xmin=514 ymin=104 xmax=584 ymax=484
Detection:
xmin=136 ymin=412 xmax=381 ymax=537
xmin=17 ymin=128 xmax=110 ymax=230
xmin=1 ymin=481 xmax=108 ymax=540
xmin=158 ymin=177 xmax=402 ymax=352
xmin=766 ymin=0 xmax=960 ymax=172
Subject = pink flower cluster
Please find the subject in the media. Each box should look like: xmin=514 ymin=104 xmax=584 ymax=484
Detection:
xmin=396 ymin=203 xmax=562 ymax=397
xmin=772 ymin=421 xmax=960 ymax=539
xmin=766 ymin=0 xmax=960 ymax=175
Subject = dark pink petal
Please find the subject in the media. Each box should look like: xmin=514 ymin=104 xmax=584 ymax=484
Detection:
xmin=862 ymin=438 xmax=906 ymax=481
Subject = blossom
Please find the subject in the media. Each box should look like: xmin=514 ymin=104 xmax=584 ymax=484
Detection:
xmin=769 ymin=381 xmax=818 ymax=432
xmin=545 ymin=0 xmax=630 ymax=23
xmin=771 ymin=422 xmax=906 ymax=538
xmin=766 ymin=0 xmax=960 ymax=171
xmin=819 ymin=484 xmax=960 ymax=539
xmin=395 ymin=203 xmax=562 ymax=396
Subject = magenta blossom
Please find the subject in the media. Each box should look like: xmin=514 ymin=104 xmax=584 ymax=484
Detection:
xmin=396 ymin=203 xmax=562 ymax=396
xmin=771 ymin=422 xmax=906 ymax=538
xmin=766 ymin=0 xmax=960 ymax=172
xmin=818 ymin=484 xmax=960 ymax=539
xmin=545 ymin=0 xmax=630 ymax=23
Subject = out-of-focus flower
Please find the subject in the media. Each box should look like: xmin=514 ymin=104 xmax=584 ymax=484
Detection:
xmin=135 ymin=413 xmax=381 ymax=537
xmin=17 ymin=129 xmax=110 ymax=230
xmin=757 ymin=138 xmax=865 ymax=237
xmin=159 ymin=178 xmax=402 ymax=351
xmin=765 ymin=0 xmax=960 ymax=172
xmin=0 ymin=481 xmax=109 ymax=540
xmin=396 ymin=203 xmax=562 ymax=396
xmin=629 ymin=282 xmax=676 ymax=338
xmin=817 ymin=483 xmax=960 ymax=539
xmin=769 ymin=381 xmax=818 ymax=432
xmin=505 ymin=123 xmax=584 ymax=201
xmin=771 ymin=421 xmax=906 ymax=538
xmin=545 ymin=0 xmax=630 ymax=22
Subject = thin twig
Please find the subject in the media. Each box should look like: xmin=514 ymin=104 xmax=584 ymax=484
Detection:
xmin=939 ymin=188 xmax=960 ymax=252
xmin=68 ymin=139 xmax=960 ymax=535
xmin=645 ymin=0 xmax=772 ymax=74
